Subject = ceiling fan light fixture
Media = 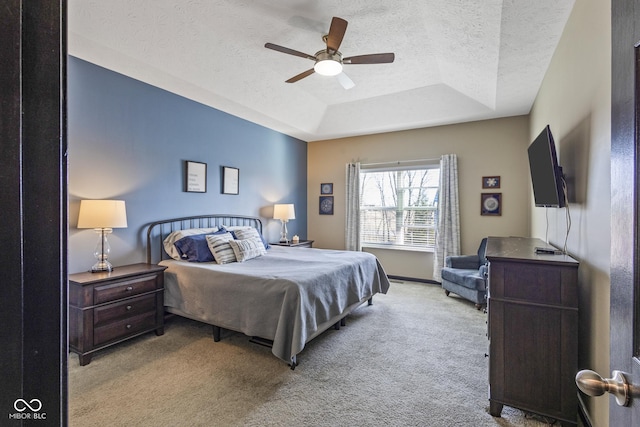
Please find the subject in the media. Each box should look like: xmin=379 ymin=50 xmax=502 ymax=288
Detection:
xmin=314 ymin=59 xmax=342 ymax=76
xmin=314 ymin=51 xmax=343 ymax=76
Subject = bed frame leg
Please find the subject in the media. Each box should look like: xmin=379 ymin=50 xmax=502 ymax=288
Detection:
xmin=334 ymin=321 xmax=341 ymax=330
xmin=290 ymin=356 xmax=297 ymax=370
xmin=340 ymin=317 xmax=346 ymax=327
xmin=368 ymin=297 xmax=373 ymax=306
xmin=212 ymin=325 xmax=221 ymax=342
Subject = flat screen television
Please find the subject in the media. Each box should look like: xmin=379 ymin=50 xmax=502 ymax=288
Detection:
xmin=527 ymin=125 xmax=566 ymax=208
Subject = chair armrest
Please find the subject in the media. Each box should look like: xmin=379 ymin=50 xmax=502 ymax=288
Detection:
xmin=479 ymin=264 xmax=488 ymax=278
xmin=445 ymin=255 xmax=480 ymax=269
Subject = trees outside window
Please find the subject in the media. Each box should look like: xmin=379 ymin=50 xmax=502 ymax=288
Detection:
xmin=360 ymin=166 xmax=440 ymax=250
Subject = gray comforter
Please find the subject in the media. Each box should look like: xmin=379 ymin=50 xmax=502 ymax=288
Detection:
xmin=160 ymin=246 xmax=390 ymax=364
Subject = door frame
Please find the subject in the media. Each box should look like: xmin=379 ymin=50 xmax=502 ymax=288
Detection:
xmin=0 ymin=1 xmax=68 ymax=423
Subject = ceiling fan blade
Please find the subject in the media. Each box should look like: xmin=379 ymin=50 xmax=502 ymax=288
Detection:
xmin=286 ymin=69 xmax=315 ymax=83
xmin=343 ymin=53 xmax=395 ymax=64
xmin=265 ymin=43 xmax=316 ymax=61
xmin=326 ymin=17 xmax=348 ymax=53
xmin=337 ymin=72 xmax=355 ymax=90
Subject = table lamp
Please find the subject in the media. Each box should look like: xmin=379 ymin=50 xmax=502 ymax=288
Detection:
xmin=77 ymin=199 xmax=128 ymax=272
xmin=273 ymin=203 xmax=295 ymax=243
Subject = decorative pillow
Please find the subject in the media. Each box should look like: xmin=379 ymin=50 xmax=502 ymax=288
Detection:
xmin=163 ymin=227 xmax=219 ymax=260
xmin=232 ymin=227 xmax=262 ymax=244
xmin=206 ymin=233 xmax=237 ymax=264
xmin=228 ymin=238 xmax=266 ymax=262
xmin=174 ymin=229 xmax=227 ymax=262
xmin=221 ymin=226 xmax=270 ymax=249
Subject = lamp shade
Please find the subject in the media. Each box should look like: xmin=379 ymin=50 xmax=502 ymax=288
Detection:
xmin=77 ymin=200 xmax=128 ymax=229
xmin=273 ymin=204 xmax=295 ymax=221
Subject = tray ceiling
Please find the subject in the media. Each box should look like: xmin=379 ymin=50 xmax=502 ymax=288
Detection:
xmin=69 ymin=0 xmax=575 ymax=142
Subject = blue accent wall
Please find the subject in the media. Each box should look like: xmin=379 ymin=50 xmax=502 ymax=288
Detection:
xmin=68 ymin=57 xmax=307 ymax=273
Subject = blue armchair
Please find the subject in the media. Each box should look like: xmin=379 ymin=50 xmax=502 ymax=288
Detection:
xmin=440 ymin=238 xmax=488 ymax=309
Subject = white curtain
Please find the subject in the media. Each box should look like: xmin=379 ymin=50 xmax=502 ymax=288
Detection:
xmin=433 ymin=154 xmax=460 ymax=282
xmin=345 ymin=162 xmax=361 ymax=251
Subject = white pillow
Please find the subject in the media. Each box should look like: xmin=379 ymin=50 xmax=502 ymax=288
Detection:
xmin=206 ymin=233 xmax=236 ymax=264
xmin=163 ymin=227 xmax=219 ymax=260
xmin=228 ymin=238 xmax=266 ymax=262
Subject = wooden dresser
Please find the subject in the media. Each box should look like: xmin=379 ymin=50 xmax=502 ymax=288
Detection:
xmin=486 ymin=237 xmax=579 ymax=426
xmin=69 ymin=263 xmax=167 ymax=365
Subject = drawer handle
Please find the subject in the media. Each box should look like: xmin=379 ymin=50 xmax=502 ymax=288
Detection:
xmin=126 ymin=286 xmax=133 ymax=291
xmin=126 ymin=324 xmax=132 ymax=329
xmin=126 ymin=305 xmax=132 ymax=311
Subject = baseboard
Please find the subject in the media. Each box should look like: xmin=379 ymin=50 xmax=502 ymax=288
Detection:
xmin=388 ymin=275 xmax=439 ymax=285
xmin=577 ymin=393 xmax=593 ymax=427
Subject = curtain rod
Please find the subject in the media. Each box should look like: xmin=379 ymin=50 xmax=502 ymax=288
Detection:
xmin=360 ymin=157 xmax=441 ymax=167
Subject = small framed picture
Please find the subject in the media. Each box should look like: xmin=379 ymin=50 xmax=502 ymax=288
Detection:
xmin=482 ymin=176 xmax=501 ymax=189
xmin=321 ymin=183 xmax=333 ymax=194
xmin=481 ymin=193 xmax=502 ymax=216
xmin=186 ymin=161 xmax=207 ymax=193
xmin=319 ymin=196 xmax=334 ymax=215
xmin=222 ymin=166 xmax=239 ymax=195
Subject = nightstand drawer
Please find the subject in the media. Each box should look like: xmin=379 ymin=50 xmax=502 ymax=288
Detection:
xmin=94 ymin=311 xmax=157 ymax=346
xmin=93 ymin=294 xmax=156 ymax=327
xmin=94 ymin=275 xmax=158 ymax=304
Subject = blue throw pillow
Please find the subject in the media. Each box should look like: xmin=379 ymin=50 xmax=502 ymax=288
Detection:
xmin=174 ymin=229 xmax=227 ymax=262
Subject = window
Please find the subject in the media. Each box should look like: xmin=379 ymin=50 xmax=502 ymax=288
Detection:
xmin=360 ymin=164 xmax=440 ymax=251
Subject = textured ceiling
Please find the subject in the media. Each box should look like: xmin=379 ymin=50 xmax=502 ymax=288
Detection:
xmin=68 ymin=0 xmax=575 ymax=142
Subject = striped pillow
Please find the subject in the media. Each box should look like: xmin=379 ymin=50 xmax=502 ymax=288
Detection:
xmin=228 ymin=238 xmax=265 ymax=262
xmin=232 ymin=227 xmax=268 ymax=249
xmin=221 ymin=226 xmax=270 ymax=249
xmin=206 ymin=233 xmax=236 ymax=264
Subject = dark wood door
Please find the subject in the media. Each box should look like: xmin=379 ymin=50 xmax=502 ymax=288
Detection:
xmin=609 ymin=0 xmax=640 ymax=424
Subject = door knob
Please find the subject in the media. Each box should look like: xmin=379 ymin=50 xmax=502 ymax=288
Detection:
xmin=575 ymin=370 xmax=630 ymax=407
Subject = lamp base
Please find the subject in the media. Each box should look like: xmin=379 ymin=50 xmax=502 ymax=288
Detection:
xmin=279 ymin=220 xmax=289 ymax=243
xmin=90 ymin=260 xmax=114 ymax=273
xmin=91 ymin=228 xmax=114 ymax=273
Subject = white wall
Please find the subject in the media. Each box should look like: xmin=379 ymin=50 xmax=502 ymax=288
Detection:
xmin=308 ymin=116 xmax=530 ymax=280
xmin=529 ymin=0 xmax=611 ymax=424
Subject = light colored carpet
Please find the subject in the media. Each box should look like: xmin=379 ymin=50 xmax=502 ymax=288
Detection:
xmin=69 ymin=281 xmax=562 ymax=426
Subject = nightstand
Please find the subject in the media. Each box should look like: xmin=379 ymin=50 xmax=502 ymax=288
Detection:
xmin=68 ymin=263 xmax=167 ymax=365
xmin=271 ymin=240 xmax=314 ymax=248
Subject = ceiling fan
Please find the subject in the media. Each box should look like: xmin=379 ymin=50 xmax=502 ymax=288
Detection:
xmin=265 ymin=16 xmax=395 ymax=89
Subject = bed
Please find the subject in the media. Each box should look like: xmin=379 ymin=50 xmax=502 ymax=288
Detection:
xmin=146 ymin=214 xmax=390 ymax=368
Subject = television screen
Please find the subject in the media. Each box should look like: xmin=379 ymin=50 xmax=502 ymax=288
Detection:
xmin=527 ymin=125 xmax=566 ymax=208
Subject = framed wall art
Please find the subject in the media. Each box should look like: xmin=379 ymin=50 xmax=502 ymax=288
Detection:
xmin=185 ymin=161 xmax=207 ymax=193
xmin=319 ymin=196 xmax=334 ymax=215
xmin=222 ymin=166 xmax=239 ymax=195
xmin=321 ymin=183 xmax=333 ymax=194
xmin=481 ymin=193 xmax=502 ymax=216
xmin=482 ymin=176 xmax=501 ymax=189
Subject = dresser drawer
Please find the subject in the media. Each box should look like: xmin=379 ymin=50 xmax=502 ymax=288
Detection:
xmin=93 ymin=311 xmax=157 ymax=346
xmin=94 ymin=275 xmax=158 ymax=304
xmin=93 ymin=294 xmax=156 ymax=327
xmin=489 ymin=261 xmax=578 ymax=308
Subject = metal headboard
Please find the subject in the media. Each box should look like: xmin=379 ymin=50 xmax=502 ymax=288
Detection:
xmin=146 ymin=214 xmax=263 ymax=264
